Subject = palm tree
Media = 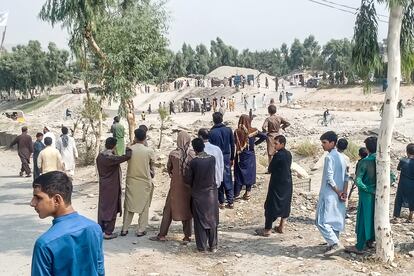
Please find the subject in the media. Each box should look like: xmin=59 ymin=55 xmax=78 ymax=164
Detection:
xmin=353 ymin=0 xmax=414 ymax=263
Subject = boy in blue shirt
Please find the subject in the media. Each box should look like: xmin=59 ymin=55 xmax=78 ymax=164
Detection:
xmin=30 ymin=171 xmax=104 ymax=275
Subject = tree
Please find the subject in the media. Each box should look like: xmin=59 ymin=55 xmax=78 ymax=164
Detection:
xmin=157 ymin=107 xmax=169 ymax=149
xmin=97 ymin=0 xmax=169 ymax=142
xmin=303 ymin=35 xmax=322 ymax=69
xmin=352 ymin=0 xmax=382 ymax=94
xmin=289 ymin=39 xmax=305 ymax=70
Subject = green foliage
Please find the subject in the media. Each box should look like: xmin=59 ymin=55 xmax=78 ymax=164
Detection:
xmin=401 ymin=2 xmax=414 ymax=82
xmin=0 ymin=41 xmax=71 ymax=98
xmin=295 ymin=140 xmax=319 ymax=157
xmin=344 ymin=141 xmax=360 ymax=162
xmin=322 ymin=39 xmax=353 ymax=78
xmin=96 ymin=1 xmax=169 ymax=114
xmin=81 ymin=96 xmax=103 ymax=121
xmin=352 ymin=0 xmax=381 ymax=94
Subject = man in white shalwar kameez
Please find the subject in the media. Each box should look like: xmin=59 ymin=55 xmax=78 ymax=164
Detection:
xmin=316 ymin=131 xmax=348 ymax=256
xmin=56 ymin=126 xmax=78 ymax=176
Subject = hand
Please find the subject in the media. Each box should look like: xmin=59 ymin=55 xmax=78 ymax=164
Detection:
xmin=339 ymin=192 xmax=347 ymax=202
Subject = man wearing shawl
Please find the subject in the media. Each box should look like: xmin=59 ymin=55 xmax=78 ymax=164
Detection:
xmin=184 ymin=138 xmax=219 ymax=252
xmin=42 ymin=126 xmax=56 ymax=148
xmin=262 ymin=105 xmax=290 ymax=165
xmin=209 ymin=112 xmax=235 ymax=209
xmin=234 ymin=115 xmax=266 ymax=200
xmin=56 ymin=126 xmax=78 ymax=176
xmin=96 ymin=137 xmax=131 ymax=239
xmin=111 ymin=116 xmax=125 ymax=155
xmin=150 ymin=131 xmax=195 ymax=242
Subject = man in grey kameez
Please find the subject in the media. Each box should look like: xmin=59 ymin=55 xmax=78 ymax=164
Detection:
xmin=316 ymin=131 xmax=348 ymax=256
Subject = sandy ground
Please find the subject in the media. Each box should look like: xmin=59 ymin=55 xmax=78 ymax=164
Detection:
xmin=1 ymin=83 xmax=414 ymax=275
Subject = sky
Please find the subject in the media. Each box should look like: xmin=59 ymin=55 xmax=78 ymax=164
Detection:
xmin=1 ymin=0 xmax=389 ymax=52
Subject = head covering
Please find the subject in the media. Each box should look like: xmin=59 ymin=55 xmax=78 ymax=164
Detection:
xmin=235 ymin=114 xmax=258 ymax=153
xmin=176 ymin=131 xmax=194 ymax=175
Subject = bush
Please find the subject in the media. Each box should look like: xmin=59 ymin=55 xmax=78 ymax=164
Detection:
xmin=344 ymin=141 xmax=360 ymax=162
xmin=295 ymin=140 xmax=319 ymax=157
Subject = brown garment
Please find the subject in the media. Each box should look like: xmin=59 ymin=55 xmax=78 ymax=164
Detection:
xmin=262 ymin=114 xmax=290 ymax=156
xmin=159 ymin=193 xmax=192 ymax=238
xmin=234 ymin=114 xmax=258 ymax=154
xmin=167 ymin=131 xmax=195 ymax=221
xmin=96 ymin=148 xmax=131 ymax=223
xmin=10 ymin=133 xmax=33 ymax=175
xmin=184 ymin=152 xmax=219 ymax=230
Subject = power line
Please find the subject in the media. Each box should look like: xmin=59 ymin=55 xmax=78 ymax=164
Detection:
xmin=319 ymin=0 xmax=389 ymax=19
xmin=306 ymin=0 xmax=388 ymax=24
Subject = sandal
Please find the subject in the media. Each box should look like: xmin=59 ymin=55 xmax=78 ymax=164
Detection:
xmin=344 ymin=246 xmax=365 ymax=255
xmin=242 ymin=193 xmax=251 ymax=201
xmin=149 ymin=235 xmax=166 ymax=242
xmin=225 ymin=203 xmax=234 ymax=209
xmin=255 ymin=228 xmax=271 ymax=237
xmin=182 ymin=237 xmax=191 ymax=245
xmin=104 ymin=233 xmax=119 ymax=240
xmin=219 ymin=203 xmax=225 ymax=209
xmin=273 ymin=226 xmax=284 ymax=234
xmin=136 ymin=231 xmax=147 ymax=237
xmin=120 ymin=230 xmax=128 ymax=236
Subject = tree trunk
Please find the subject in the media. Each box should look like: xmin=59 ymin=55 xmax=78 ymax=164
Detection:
xmin=158 ymin=122 xmax=163 ymax=149
xmin=375 ymin=5 xmax=403 ymax=263
xmin=125 ymin=99 xmax=136 ymax=143
xmin=84 ymin=26 xmax=107 ymax=61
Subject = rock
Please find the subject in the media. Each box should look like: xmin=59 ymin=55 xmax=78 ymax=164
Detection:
xmin=235 ymin=253 xmax=242 ymax=258
xmin=291 ymin=162 xmax=310 ymax=179
xmin=346 ymin=238 xmax=356 ymax=243
xmin=89 ymin=205 xmax=97 ymax=209
xmin=157 ymin=154 xmax=167 ymax=161
xmin=222 ymin=259 xmax=228 ymax=263
xmin=147 ymin=273 xmax=160 ymax=276
xmin=311 ymin=152 xmax=328 ymax=171
xmin=408 ymin=250 xmax=414 ymax=257
xmin=391 ymin=262 xmax=398 ymax=268
xmin=370 ymin=105 xmax=378 ymax=111
xmin=368 ymin=272 xmax=381 ymax=276
xmin=87 ymin=194 xmax=95 ymax=198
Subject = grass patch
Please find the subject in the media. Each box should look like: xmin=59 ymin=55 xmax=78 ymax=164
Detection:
xmin=19 ymin=95 xmax=62 ymax=113
xmin=295 ymin=140 xmax=319 ymax=157
xmin=344 ymin=141 xmax=360 ymax=162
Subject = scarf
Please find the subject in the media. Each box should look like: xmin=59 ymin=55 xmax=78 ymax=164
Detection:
xmin=62 ymin=134 xmax=69 ymax=148
xmin=176 ymin=131 xmax=193 ymax=175
xmin=235 ymin=114 xmax=258 ymax=154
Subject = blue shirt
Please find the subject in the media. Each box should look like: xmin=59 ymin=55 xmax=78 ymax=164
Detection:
xmin=31 ymin=212 xmax=105 ymax=276
xmin=209 ymin=123 xmax=235 ymax=160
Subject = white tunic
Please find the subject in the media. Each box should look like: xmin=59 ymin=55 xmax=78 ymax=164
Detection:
xmin=56 ymin=135 xmax=78 ymax=176
xmin=204 ymin=142 xmax=224 ymax=188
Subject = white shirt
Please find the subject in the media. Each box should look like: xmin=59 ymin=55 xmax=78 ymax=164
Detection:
xmin=204 ymin=142 xmax=224 ymax=187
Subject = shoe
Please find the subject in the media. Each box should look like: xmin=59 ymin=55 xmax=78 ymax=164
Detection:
xmin=103 ymin=233 xmax=118 ymax=240
xmin=19 ymin=171 xmax=23 ymax=177
xmin=209 ymin=247 xmax=218 ymax=253
xmin=136 ymin=231 xmax=147 ymax=237
xmin=324 ymin=243 xmax=344 ymax=256
xmin=120 ymin=230 xmax=128 ymax=236
xmin=225 ymin=203 xmax=234 ymax=209
xmin=219 ymin=204 xmax=225 ymax=209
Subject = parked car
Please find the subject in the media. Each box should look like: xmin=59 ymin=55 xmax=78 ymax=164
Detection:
xmin=2 ymin=110 xmax=25 ymax=123
xmin=306 ymin=78 xmax=320 ymax=88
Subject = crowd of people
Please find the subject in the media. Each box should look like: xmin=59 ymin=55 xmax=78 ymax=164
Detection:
xmin=7 ymin=97 xmax=413 ymax=275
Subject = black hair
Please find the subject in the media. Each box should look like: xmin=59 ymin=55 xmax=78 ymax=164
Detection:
xmin=364 ymin=136 xmax=378 ymax=153
xmin=337 ymin=138 xmax=348 ymax=152
xmin=44 ymin=137 xmax=52 ymax=146
xmin=407 ymin=143 xmax=414 ymax=156
xmin=134 ymin=128 xmax=146 ymax=141
xmin=61 ymin=126 xmax=69 ymax=135
xmin=36 ymin=132 xmax=43 ymax=138
xmin=114 ymin=116 xmax=120 ymax=123
xmin=268 ymin=105 xmax=277 ymax=115
xmin=192 ymin=138 xmax=205 ymax=153
xmin=198 ymin=128 xmax=209 ymax=140
xmin=33 ymin=171 xmax=72 ymax=204
xmin=138 ymin=124 xmax=148 ymax=132
xmin=320 ymin=131 xmax=338 ymax=144
xmin=275 ymin=135 xmax=287 ymax=145
xmin=212 ymin=112 xmax=223 ymax=124
xmin=105 ymin=137 xmax=117 ymax=149
xmin=358 ymin=147 xmax=369 ymax=158
xmin=22 ymin=126 xmax=28 ymax=132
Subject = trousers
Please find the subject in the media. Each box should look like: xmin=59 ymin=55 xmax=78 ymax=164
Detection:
xmin=194 ymin=216 xmax=218 ymax=251
xmin=122 ymin=200 xmax=150 ymax=233
xmin=99 ymin=219 xmax=116 ymax=235
xmin=316 ymin=222 xmax=340 ymax=246
xmin=159 ymin=197 xmax=192 ymax=238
